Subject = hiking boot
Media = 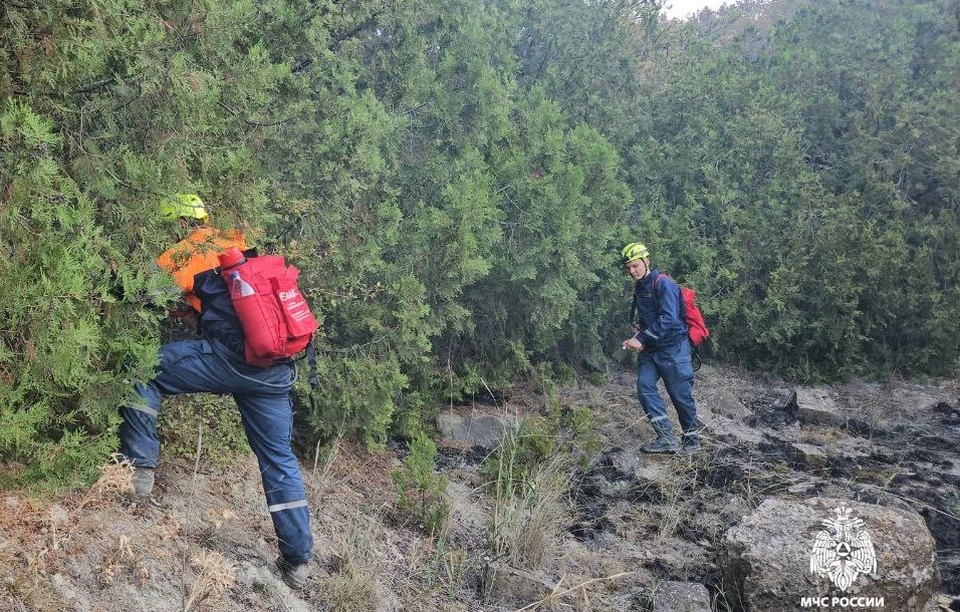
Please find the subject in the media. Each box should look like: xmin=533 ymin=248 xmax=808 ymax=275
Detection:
xmin=277 ymin=557 xmax=310 ymax=589
xmin=678 ymin=439 xmax=702 ymax=455
xmin=131 ymin=467 xmax=155 ymax=497
xmin=641 ymin=437 xmax=680 ymax=454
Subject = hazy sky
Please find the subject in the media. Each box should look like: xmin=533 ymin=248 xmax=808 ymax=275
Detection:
xmin=661 ymin=0 xmax=732 ymax=19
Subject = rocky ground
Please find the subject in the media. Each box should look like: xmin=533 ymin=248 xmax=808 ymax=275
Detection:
xmin=1 ymin=362 xmax=958 ymax=611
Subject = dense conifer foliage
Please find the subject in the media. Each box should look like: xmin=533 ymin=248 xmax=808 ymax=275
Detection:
xmin=2 ymin=0 xmax=957 ymax=483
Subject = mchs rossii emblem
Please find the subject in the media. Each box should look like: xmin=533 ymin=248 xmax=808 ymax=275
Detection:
xmin=810 ymin=506 xmax=878 ymax=591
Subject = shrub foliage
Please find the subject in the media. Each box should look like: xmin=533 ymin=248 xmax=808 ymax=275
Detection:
xmin=2 ymin=0 xmax=957 ymax=484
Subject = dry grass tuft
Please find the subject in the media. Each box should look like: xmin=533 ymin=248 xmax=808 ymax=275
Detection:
xmin=0 ymin=498 xmax=63 ymax=609
xmin=100 ymin=534 xmax=147 ymax=585
xmin=203 ymin=508 xmax=236 ymax=531
xmin=0 ymin=544 xmax=45 ymax=608
xmin=78 ymin=453 xmax=134 ymax=510
xmin=323 ymin=513 xmax=383 ymax=612
xmin=490 ymin=455 xmax=571 ymax=570
xmin=654 ymin=454 xmax=710 ymax=542
xmin=183 ymin=549 xmax=235 ymax=612
xmin=398 ymin=534 xmax=470 ymax=607
xmin=514 ymin=571 xmax=634 ymax=611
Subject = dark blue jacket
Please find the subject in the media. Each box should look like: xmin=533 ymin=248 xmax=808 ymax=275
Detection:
xmin=193 ymin=268 xmax=246 ymax=356
xmin=632 ymin=269 xmax=688 ymax=350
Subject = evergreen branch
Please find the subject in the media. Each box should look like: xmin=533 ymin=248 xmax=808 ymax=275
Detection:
xmin=313 ymin=333 xmax=394 ymax=356
xmin=216 ymin=101 xmax=295 ymax=127
xmin=73 ymin=76 xmax=119 ymax=94
xmin=11 ymin=74 xmax=130 ymax=97
xmin=402 ymin=100 xmax=432 ymax=116
xmin=291 ymin=59 xmax=313 ymax=74
xmin=332 ymin=15 xmax=382 ymax=46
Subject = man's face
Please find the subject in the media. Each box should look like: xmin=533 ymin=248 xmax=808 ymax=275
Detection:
xmin=624 ymin=258 xmax=647 ymax=281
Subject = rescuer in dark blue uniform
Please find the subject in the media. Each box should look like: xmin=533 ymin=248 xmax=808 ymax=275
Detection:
xmin=620 ymin=242 xmax=701 ymax=454
xmin=118 ymin=194 xmax=314 ymax=588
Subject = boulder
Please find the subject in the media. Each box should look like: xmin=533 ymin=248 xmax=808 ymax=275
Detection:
xmin=437 ymin=410 xmax=518 ymax=449
xmin=790 ymin=442 xmax=829 ymax=469
xmin=797 ymin=388 xmax=847 ymax=427
xmin=712 ymin=396 xmax=754 ymax=420
xmin=721 ymin=497 xmax=939 ymax=611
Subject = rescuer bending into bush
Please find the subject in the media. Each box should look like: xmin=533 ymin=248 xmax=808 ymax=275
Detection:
xmin=117 ymin=194 xmax=314 ymax=588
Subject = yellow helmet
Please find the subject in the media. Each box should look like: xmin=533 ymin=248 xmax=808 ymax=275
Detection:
xmin=620 ymin=242 xmax=649 ymax=265
xmin=159 ymin=193 xmax=208 ymax=222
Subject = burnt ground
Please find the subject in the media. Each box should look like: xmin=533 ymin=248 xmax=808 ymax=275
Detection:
xmin=563 ymin=365 xmax=960 ymax=609
xmin=0 ymin=363 xmax=958 ymax=611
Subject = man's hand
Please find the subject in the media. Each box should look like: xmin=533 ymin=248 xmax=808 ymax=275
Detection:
xmin=622 ymin=338 xmax=643 ymax=352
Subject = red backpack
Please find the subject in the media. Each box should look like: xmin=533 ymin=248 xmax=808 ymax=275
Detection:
xmin=633 ymin=273 xmax=710 ymax=348
xmin=218 ymin=248 xmax=319 ymax=367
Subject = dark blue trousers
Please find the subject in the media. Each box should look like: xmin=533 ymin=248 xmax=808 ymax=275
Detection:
xmin=636 ymin=337 xmax=700 ymax=443
xmin=119 ymin=338 xmax=314 ymax=565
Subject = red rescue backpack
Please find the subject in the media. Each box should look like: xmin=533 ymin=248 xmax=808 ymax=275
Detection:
xmin=674 ymin=282 xmax=710 ymax=347
xmin=632 ymin=273 xmax=710 ymax=348
xmin=218 ymin=247 xmax=319 ymax=367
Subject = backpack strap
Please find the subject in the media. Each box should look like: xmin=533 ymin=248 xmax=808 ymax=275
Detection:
xmin=652 ymin=272 xmax=686 ymax=319
xmin=305 ymin=338 xmax=319 ymax=390
xmin=652 ymin=273 xmax=702 ymax=370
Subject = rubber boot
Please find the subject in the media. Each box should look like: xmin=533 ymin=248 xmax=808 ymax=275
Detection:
xmin=131 ymin=467 xmax=155 ymax=497
xmin=278 ymin=556 xmax=310 ymax=589
xmin=642 ymin=436 xmax=680 ymax=453
xmin=641 ymin=421 xmax=679 ymax=453
xmin=678 ymin=427 xmax=703 ymax=455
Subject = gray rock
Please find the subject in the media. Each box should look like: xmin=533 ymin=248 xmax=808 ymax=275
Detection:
xmin=584 ymin=448 xmax=679 ymax=502
xmin=713 ymin=396 xmax=754 ymax=420
xmin=437 ymin=410 xmax=518 ymax=448
xmin=721 ymin=497 xmax=939 ymax=612
xmin=765 ymin=387 xmax=800 ymax=414
xmin=797 ymin=388 xmax=847 ymax=427
xmin=738 ymin=387 xmax=798 ymax=428
xmin=584 ymin=448 xmax=640 ymax=500
xmin=653 ymin=580 xmax=712 ymax=611
xmin=602 ymin=446 xmax=642 ymax=478
xmin=791 ymin=442 xmax=829 ymax=469
xmin=720 ymin=495 xmax=752 ymax=524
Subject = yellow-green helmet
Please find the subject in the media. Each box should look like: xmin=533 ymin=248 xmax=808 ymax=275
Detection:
xmin=159 ymin=193 xmax=208 ymax=222
xmin=620 ymin=242 xmax=649 ymax=265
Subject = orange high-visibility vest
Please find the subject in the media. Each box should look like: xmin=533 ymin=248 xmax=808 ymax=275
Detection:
xmin=156 ymin=227 xmax=247 ymax=312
